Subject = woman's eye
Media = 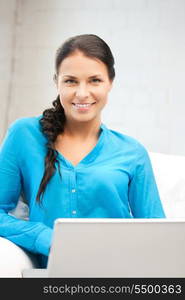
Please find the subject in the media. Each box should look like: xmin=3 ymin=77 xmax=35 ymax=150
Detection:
xmin=91 ymin=78 xmax=101 ymax=83
xmin=64 ymin=79 xmax=76 ymax=84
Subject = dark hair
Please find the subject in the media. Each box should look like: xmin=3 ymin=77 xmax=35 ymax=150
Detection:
xmin=36 ymin=34 xmax=115 ymax=202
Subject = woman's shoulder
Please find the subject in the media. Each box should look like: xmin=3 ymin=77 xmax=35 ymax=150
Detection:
xmin=9 ymin=115 xmax=41 ymax=130
xmin=105 ymin=126 xmax=146 ymax=152
xmin=8 ymin=115 xmax=42 ymax=135
xmin=4 ymin=115 xmax=46 ymax=146
xmin=105 ymin=127 xmax=150 ymax=164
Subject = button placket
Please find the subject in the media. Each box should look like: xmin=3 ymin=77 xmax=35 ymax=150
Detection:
xmin=70 ymin=169 xmax=77 ymax=217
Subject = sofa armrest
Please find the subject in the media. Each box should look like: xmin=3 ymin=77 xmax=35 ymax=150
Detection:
xmin=0 ymin=237 xmax=38 ymax=278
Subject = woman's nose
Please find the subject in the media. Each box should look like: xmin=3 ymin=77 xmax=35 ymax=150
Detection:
xmin=75 ymin=83 xmax=90 ymax=99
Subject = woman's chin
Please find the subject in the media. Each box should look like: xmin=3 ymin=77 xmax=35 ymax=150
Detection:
xmin=70 ymin=113 xmax=98 ymax=123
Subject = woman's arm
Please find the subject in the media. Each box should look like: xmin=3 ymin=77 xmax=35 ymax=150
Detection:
xmin=128 ymin=143 xmax=166 ymax=218
xmin=0 ymin=121 xmax=53 ymax=256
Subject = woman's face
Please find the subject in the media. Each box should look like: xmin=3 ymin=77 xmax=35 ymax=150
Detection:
xmin=56 ymin=50 xmax=113 ymax=124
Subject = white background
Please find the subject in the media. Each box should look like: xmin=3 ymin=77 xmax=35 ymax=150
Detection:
xmin=1 ymin=0 xmax=185 ymax=155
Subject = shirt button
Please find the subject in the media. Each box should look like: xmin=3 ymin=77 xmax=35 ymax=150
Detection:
xmin=72 ymin=210 xmax=77 ymax=215
xmin=71 ymin=189 xmax=76 ymax=193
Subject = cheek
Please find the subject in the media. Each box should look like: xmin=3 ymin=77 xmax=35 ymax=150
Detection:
xmin=96 ymin=87 xmax=110 ymax=101
xmin=59 ymin=88 xmax=73 ymax=103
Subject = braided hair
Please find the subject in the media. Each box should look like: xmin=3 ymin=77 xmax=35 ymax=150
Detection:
xmin=36 ymin=34 xmax=115 ymax=202
xmin=36 ymin=96 xmax=65 ymax=202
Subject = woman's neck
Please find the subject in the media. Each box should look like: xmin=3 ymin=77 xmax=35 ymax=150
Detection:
xmin=63 ymin=119 xmax=101 ymax=141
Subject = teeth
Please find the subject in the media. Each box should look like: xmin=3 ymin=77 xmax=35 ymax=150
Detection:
xmin=74 ymin=103 xmax=92 ymax=107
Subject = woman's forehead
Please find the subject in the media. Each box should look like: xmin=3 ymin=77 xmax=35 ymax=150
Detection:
xmin=58 ymin=51 xmax=108 ymax=75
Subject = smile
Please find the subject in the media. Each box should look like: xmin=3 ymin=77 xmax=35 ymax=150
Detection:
xmin=72 ymin=102 xmax=96 ymax=110
xmin=72 ymin=103 xmax=96 ymax=107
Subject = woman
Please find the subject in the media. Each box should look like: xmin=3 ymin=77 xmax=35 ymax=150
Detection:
xmin=0 ymin=34 xmax=165 ymax=268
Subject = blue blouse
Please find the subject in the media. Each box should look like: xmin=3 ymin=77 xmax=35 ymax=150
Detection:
xmin=0 ymin=116 xmax=165 ymax=264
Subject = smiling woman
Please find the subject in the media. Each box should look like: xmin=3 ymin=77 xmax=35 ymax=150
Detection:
xmin=0 ymin=34 xmax=165 ymax=269
xmin=53 ymin=49 xmax=113 ymax=168
xmin=56 ymin=50 xmax=112 ymax=123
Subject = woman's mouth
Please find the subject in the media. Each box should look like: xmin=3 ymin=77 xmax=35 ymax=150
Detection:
xmin=72 ymin=102 xmax=96 ymax=111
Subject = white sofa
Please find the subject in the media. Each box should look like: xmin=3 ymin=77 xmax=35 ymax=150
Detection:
xmin=149 ymin=152 xmax=185 ymax=218
xmin=1 ymin=151 xmax=185 ymax=277
xmin=0 ymin=237 xmax=38 ymax=277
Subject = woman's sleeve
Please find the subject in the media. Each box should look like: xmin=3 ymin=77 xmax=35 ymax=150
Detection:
xmin=0 ymin=122 xmax=53 ymax=256
xmin=128 ymin=144 xmax=166 ymax=218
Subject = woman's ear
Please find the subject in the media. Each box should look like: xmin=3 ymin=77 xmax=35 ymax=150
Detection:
xmin=53 ymin=74 xmax=57 ymax=85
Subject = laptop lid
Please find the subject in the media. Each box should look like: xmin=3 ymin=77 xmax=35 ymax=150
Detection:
xmin=47 ymin=218 xmax=185 ymax=278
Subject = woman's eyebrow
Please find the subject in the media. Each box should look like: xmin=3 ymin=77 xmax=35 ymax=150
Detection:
xmin=61 ymin=74 xmax=103 ymax=79
xmin=89 ymin=74 xmax=102 ymax=78
xmin=62 ymin=75 xmax=77 ymax=79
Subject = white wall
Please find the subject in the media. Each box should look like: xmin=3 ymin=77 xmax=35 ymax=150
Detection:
xmin=0 ymin=0 xmax=16 ymax=141
xmin=1 ymin=0 xmax=185 ymax=155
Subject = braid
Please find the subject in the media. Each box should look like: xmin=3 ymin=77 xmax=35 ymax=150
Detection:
xmin=36 ymin=95 xmax=65 ymax=202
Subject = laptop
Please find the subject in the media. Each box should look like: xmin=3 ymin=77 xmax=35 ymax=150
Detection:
xmin=23 ymin=218 xmax=185 ymax=278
